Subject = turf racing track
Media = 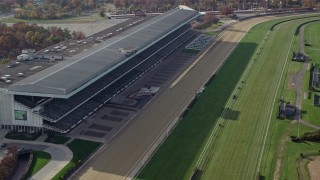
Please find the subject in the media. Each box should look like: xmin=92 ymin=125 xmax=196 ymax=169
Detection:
xmin=71 ymin=15 xmax=284 ymax=180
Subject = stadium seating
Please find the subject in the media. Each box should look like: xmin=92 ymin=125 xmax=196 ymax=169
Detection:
xmin=14 ymin=95 xmax=49 ymax=108
xmin=42 ymin=25 xmax=198 ymax=133
xmin=185 ymin=34 xmax=214 ymax=51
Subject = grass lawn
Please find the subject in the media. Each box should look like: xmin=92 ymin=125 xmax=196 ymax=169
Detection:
xmin=261 ymin=18 xmax=320 ymax=180
xmin=301 ymin=92 xmax=320 ymax=126
xmin=199 ymin=16 xmax=313 ymax=180
xmin=280 ymin=34 xmax=301 ymax=105
xmin=138 ymin=35 xmax=261 ymax=180
xmin=301 ymin=22 xmax=320 ymax=126
xmin=52 ymin=139 xmax=101 ymax=180
xmin=5 ymin=132 xmax=41 ymax=141
xmin=44 ymin=135 xmax=70 ymax=144
xmin=261 ymin=118 xmax=320 ymax=179
xmin=204 ymin=22 xmax=223 ymax=30
xmin=204 ymin=31 xmax=220 ymax=36
xmin=25 ymin=151 xmax=51 ymax=179
xmin=0 ymin=59 xmax=10 ymax=65
xmin=138 ymin=16 xmax=274 ymax=180
xmin=137 ymin=14 xmax=320 ymax=180
xmin=279 ymin=125 xmax=320 ymax=180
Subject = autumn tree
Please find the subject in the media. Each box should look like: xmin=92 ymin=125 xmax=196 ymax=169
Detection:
xmin=16 ymin=0 xmax=27 ymax=7
xmin=72 ymin=30 xmax=86 ymax=40
xmin=0 ymin=146 xmax=17 ymax=179
xmin=0 ymin=22 xmax=74 ymax=59
xmin=200 ymin=0 xmax=217 ymax=11
xmin=179 ymin=0 xmax=193 ymax=6
xmin=220 ymin=5 xmax=233 ymax=15
xmin=191 ymin=21 xmax=201 ymax=30
xmin=302 ymin=0 xmax=316 ymax=7
xmin=1 ymin=0 xmax=15 ymax=12
xmin=204 ymin=12 xmax=219 ymax=24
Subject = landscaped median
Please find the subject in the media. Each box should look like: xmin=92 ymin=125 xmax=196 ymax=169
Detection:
xmin=52 ymin=139 xmax=101 ymax=180
xmin=44 ymin=134 xmax=70 ymax=144
xmin=25 ymin=151 xmax=51 ymax=179
xmin=5 ymin=131 xmax=42 ymax=141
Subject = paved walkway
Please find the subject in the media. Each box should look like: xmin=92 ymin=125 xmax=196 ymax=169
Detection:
xmin=294 ymin=23 xmax=309 ymax=123
xmin=35 ymin=134 xmax=48 ymax=142
xmin=300 ymin=119 xmax=320 ymax=129
xmin=30 ymin=145 xmax=72 ymax=180
xmin=0 ymin=130 xmax=73 ymax=180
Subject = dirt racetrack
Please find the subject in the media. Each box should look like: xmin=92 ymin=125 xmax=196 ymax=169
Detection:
xmin=308 ymin=156 xmax=320 ymax=180
xmin=70 ymin=16 xmax=276 ymax=180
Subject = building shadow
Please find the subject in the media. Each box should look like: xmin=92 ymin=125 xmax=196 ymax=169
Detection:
xmin=221 ymin=108 xmax=240 ymax=120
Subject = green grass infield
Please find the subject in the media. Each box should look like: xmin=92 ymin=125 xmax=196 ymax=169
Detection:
xmin=137 ymin=14 xmax=320 ymax=180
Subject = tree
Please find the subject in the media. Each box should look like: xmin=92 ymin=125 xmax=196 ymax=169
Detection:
xmin=2 ymin=0 xmax=15 ymax=12
xmin=204 ymin=12 xmax=219 ymax=24
xmin=200 ymin=0 xmax=217 ymax=11
xmin=0 ymin=22 xmax=73 ymax=59
xmin=62 ymin=5 xmax=71 ymax=14
xmin=191 ymin=21 xmax=201 ymax=30
xmin=72 ymin=30 xmax=86 ymax=40
xmin=70 ymin=0 xmax=79 ymax=8
xmin=146 ymin=0 xmax=159 ymax=11
xmin=220 ymin=5 xmax=233 ymax=15
xmin=87 ymin=0 xmax=95 ymax=9
xmin=0 ymin=146 xmax=16 ymax=179
xmin=25 ymin=31 xmax=34 ymax=44
xmin=113 ymin=0 xmax=123 ymax=9
xmin=16 ymin=0 xmax=27 ymax=7
xmin=179 ymin=0 xmax=193 ymax=6
xmin=302 ymin=0 xmax=316 ymax=7
xmin=99 ymin=8 xmax=105 ymax=17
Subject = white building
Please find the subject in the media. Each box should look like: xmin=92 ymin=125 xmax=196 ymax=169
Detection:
xmin=0 ymin=6 xmax=199 ymax=133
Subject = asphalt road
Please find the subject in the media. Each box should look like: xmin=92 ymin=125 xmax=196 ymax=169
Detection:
xmin=71 ymin=16 xmax=276 ymax=180
xmin=0 ymin=136 xmax=72 ymax=180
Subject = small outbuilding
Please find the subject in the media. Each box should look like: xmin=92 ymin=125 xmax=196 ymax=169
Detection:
xmin=292 ymin=51 xmax=308 ymax=62
xmin=278 ymin=99 xmax=296 ymax=119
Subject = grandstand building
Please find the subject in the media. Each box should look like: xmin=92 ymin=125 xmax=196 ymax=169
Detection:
xmin=0 ymin=6 xmax=199 ymax=133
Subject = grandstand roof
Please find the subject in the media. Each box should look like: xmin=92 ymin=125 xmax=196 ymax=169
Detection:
xmin=7 ymin=6 xmax=198 ymax=97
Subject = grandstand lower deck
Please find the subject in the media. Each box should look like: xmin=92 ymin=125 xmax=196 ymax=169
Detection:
xmin=15 ymin=24 xmax=199 ymax=133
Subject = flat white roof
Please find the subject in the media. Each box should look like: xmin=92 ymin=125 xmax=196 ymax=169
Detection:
xmin=8 ymin=6 xmax=198 ymax=96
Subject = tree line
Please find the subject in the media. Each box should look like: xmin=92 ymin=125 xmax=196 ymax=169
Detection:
xmin=0 ymin=22 xmax=84 ymax=59
xmin=1 ymin=0 xmax=98 ymax=20
xmin=1 ymin=0 xmax=319 ymax=20
xmin=112 ymin=0 xmax=319 ymax=12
